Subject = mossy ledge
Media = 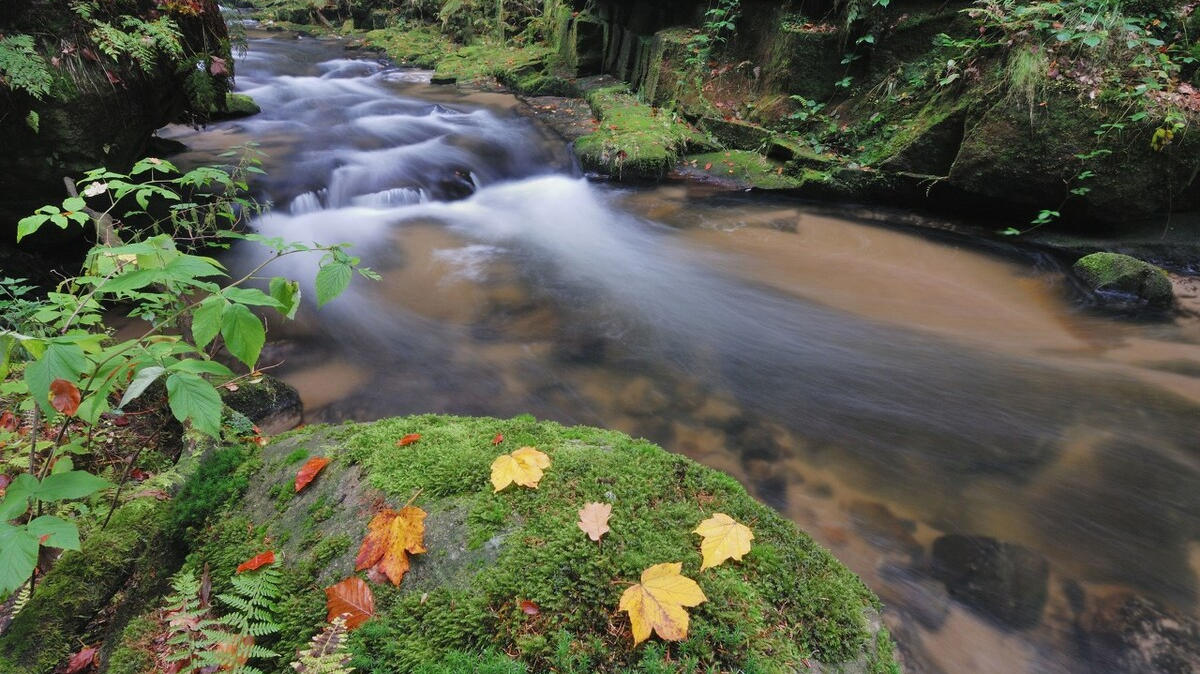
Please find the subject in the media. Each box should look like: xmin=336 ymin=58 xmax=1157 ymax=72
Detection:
xmin=121 ymin=414 xmax=897 ymax=674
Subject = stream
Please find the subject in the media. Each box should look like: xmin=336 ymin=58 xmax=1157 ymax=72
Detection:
xmin=161 ymin=31 xmax=1200 ymax=674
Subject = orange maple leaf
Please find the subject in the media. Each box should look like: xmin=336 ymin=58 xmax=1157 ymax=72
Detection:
xmin=354 ymin=506 xmax=427 ymax=585
xmin=295 ymin=457 xmax=330 ymax=492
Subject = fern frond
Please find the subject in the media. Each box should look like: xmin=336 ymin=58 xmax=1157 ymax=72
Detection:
xmin=0 ymin=34 xmax=53 ymax=99
xmin=291 ymin=616 xmax=354 ymax=674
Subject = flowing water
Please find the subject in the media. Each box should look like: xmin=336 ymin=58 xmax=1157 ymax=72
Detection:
xmin=162 ymin=31 xmax=1200 ymax=674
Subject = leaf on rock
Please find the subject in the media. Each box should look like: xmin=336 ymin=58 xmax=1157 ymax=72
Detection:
xmin=577 ymin=502 xmax=612 ymax=542
xmin=395 ymin=433 xmax=420 ymax=447
xmin=65 ymin=645 xmax=98 ymax=673
xmin=324 ymin=577 xmax=375 ymax=629
xmin=354 ymin=506 xmax=427 ymax=585
xmin=295 ymin=457 xmax=330 ymax=492
xmin=235 ymin=550 xmax=276 ymax=574
xmin=490 ymin=447 xmax=550 ymax=493
xmin=618 ymin=562 xmax=707 ymax=645
xmin=694 ymin=513 xmax=754 ymax=570
xmin=50 ymin=379 xmax=81 ymax=416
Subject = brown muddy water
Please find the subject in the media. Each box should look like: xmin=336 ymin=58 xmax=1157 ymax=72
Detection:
xmin=160 ymin=30 xmax=1200 ymax=674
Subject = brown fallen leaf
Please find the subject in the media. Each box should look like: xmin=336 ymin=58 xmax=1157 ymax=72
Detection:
xmin=520 ymin=599 xmax=540 ymax=615
xmin=50 ymin=379 xmax=81 ymax=416
xmin=325 ymin=577 xmax=376 ymax=629
xmin=65 ymin=646 xmax=97 ymax=673
xmin=295 ymin=457 xmax=331 ymax=492
xmin=618 ymin=563 xmax=707 ymax=645
xmin=355 ymin=506 xmax=427 ymax=585
xmin=396 ymin=433 xmax=421 ymax=447
xmin=490 ymin=447 xmax=550 ymax=492
xmin=577 ymin=502 xmax=612 ymax=542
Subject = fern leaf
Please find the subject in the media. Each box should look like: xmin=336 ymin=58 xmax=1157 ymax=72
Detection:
xmin=291 ymin=616 xmax=354 ymax=674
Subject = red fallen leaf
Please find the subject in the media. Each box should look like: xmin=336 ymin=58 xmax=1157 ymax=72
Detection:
xmin=492 ymin=433 xmax=503 ymax=446
xmin=235 ymin=550 xmax=276 ymax=574
xmin=130 ymin=467 xmax=150 ymax=481
xmin=396 ymin=434 xmax=421 ymax=447
xmin=110 ymin=413 xmax=129 ymax=426
xmin=65 ymin=645 xmax=97 ymax=673
xmin=50 ymin=379 xmax=81 ymax=416
xmin=0 ymin=475 xmax=10 ymax=491
xmin=209 ymin=56 xmax=229 ymax=77
xmin=704 ymin=163 xmax=713 ymax=170
xmin=325 ymin=577 xmax=375 ymax=630
xmin=0 ymin=411 xmax=16 ymax=431
xmin=295 ymin=457 xmax=330 ymax=492
xmin=104 ymin=69 xmax=121 ymax=85
xmin=520 ymin=600 xmax=540 ymax=615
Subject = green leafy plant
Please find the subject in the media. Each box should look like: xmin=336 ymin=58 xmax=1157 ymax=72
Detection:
xmin=162 ymin=566 xmax=282 ymax=674
xmin=0 ymin=149 xmax=376 ymax=601
xmin=0 ymin=34 xmax=53 ymax=99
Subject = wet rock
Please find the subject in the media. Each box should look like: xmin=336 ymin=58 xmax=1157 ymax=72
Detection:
xmin=878 ymin=563 xmax=951 ymax=630
xmin=1081 ymin=592 xmax=1200 ymax=674
xmin=1073 ymin=252 xmax=1175 ymax=307
xmin=931 ymin=534 xmax=1049 ymax=629
xmin=617 ymin=376 xmax=671 ymax=416
xmin=218 ymin=373 xmax=303 ymax=434
xmin=848 ymin=500 xmax=924 ymax=561
xmin=209 ymin=93 xmax=261 ymax=121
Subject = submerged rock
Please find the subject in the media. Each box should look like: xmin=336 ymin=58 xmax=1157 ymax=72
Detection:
xmin=1082 ymin=592 xmax=1200 ymax=674
xmin=931 ymin=534 xmax=1049 ymax=629
xmin=1073 ymin=252 xmax=1175 ymax=307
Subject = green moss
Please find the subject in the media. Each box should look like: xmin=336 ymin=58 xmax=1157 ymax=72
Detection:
xmin=363 ymin=25 xmax=457 ymax=67
xmin=1072 ymin=252 xmax=1175 ymax=305
xmin=106 ymin=616 xmax=158 ymax=674
xmin=0 ymin=498 xmax=169 ymax=674
xmin=684 ymin=151 xmax=803 ymax=190
xmin=283 ymin=446 xmax=309 ymax=465
xmin=574 ymin=86 xmax=714 ymax=180
xmin=327 ymin=415 xmax=886 ymax=672
xmin=168 ymin=444 xmax=257 ymax=535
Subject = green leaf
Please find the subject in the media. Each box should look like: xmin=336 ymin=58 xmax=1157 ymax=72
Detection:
xmin=165 ymin=254 xmax=226 ymax=282
xmin=269 ymin=277 xmax=301 ymax=320
xmin=315 ymin=262 xmax=352 ymax=307
xmin=166 ymin=372 xmax=222 ymax=438
xmin=16 ymin=214 xmax=49 ymax=241
xmin=0 ymin=522 xmax=38 ymax=595
xmin=168 ymin=359 xmax=234 ymax=377
xmin=119 ymin=365 xmax=166 ymax=409
xmin=24 ymin=342 xmax=87 ymax=415
xmin=0 ymin=474 xmax=38 ymax=521
xmin=224 ymin=286 xmax=284 ymax=309
xmin=192 ymin=296 xmax=226 ymax=350
xmin=100 ymin=268 xmax=166 ymax=294
xmin=220 ymin=304 xmax=265 ymax=370
xmin=26 ymin=515 xmax=80 ymax=551
xmin=36 ymin=470 xmax=113 ymax=501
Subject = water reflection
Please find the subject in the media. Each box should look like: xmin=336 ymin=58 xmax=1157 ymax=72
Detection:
xmin=161 ymin=32 xmax=1200 ymax=674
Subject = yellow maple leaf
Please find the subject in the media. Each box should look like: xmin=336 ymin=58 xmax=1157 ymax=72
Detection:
xmin=694 ymin=513 xmax=754 ymax=570
xmin=490 ymin=446 xmax=550 ymax=492
xmin=354 ymin=505 xmax=427 ymax=585
xmin=618 ymin=562 xmax=707 ymax=645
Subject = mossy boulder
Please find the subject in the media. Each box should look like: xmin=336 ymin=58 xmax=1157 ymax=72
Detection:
xmin=177 ymin=414 xmax=898 ymax=673
xmin=575 ymin=85 xmax=716 ymax=179
xmin=1073 ymin=252 xmax=1175 ymax=306
xmin=210 ymin=93 xmax=262 ymax=121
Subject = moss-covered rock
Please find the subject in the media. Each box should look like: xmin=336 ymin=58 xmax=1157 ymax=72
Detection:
xmin=211 ymin=93 xmax=262 ymax=120
xmin=169 ymin=414 xmax=898 ymax=674
xmin=575 ymin=85 xmax=716 ymax=179
xmin=1073 ymin=252 xmax=1175 ymax=306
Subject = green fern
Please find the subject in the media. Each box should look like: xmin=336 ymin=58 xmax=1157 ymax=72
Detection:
xmin=0 ymin=34 xmax=52 ymax=99
xmin=161 ymin=568 xmax=282 ymax=674
xmin=162 ymin=571 xmax=228 ymax=674
xmin=88 ymin=14 xmax=184 ymax=74
xmin=291 ymin=616 xmax=354 ymax=674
